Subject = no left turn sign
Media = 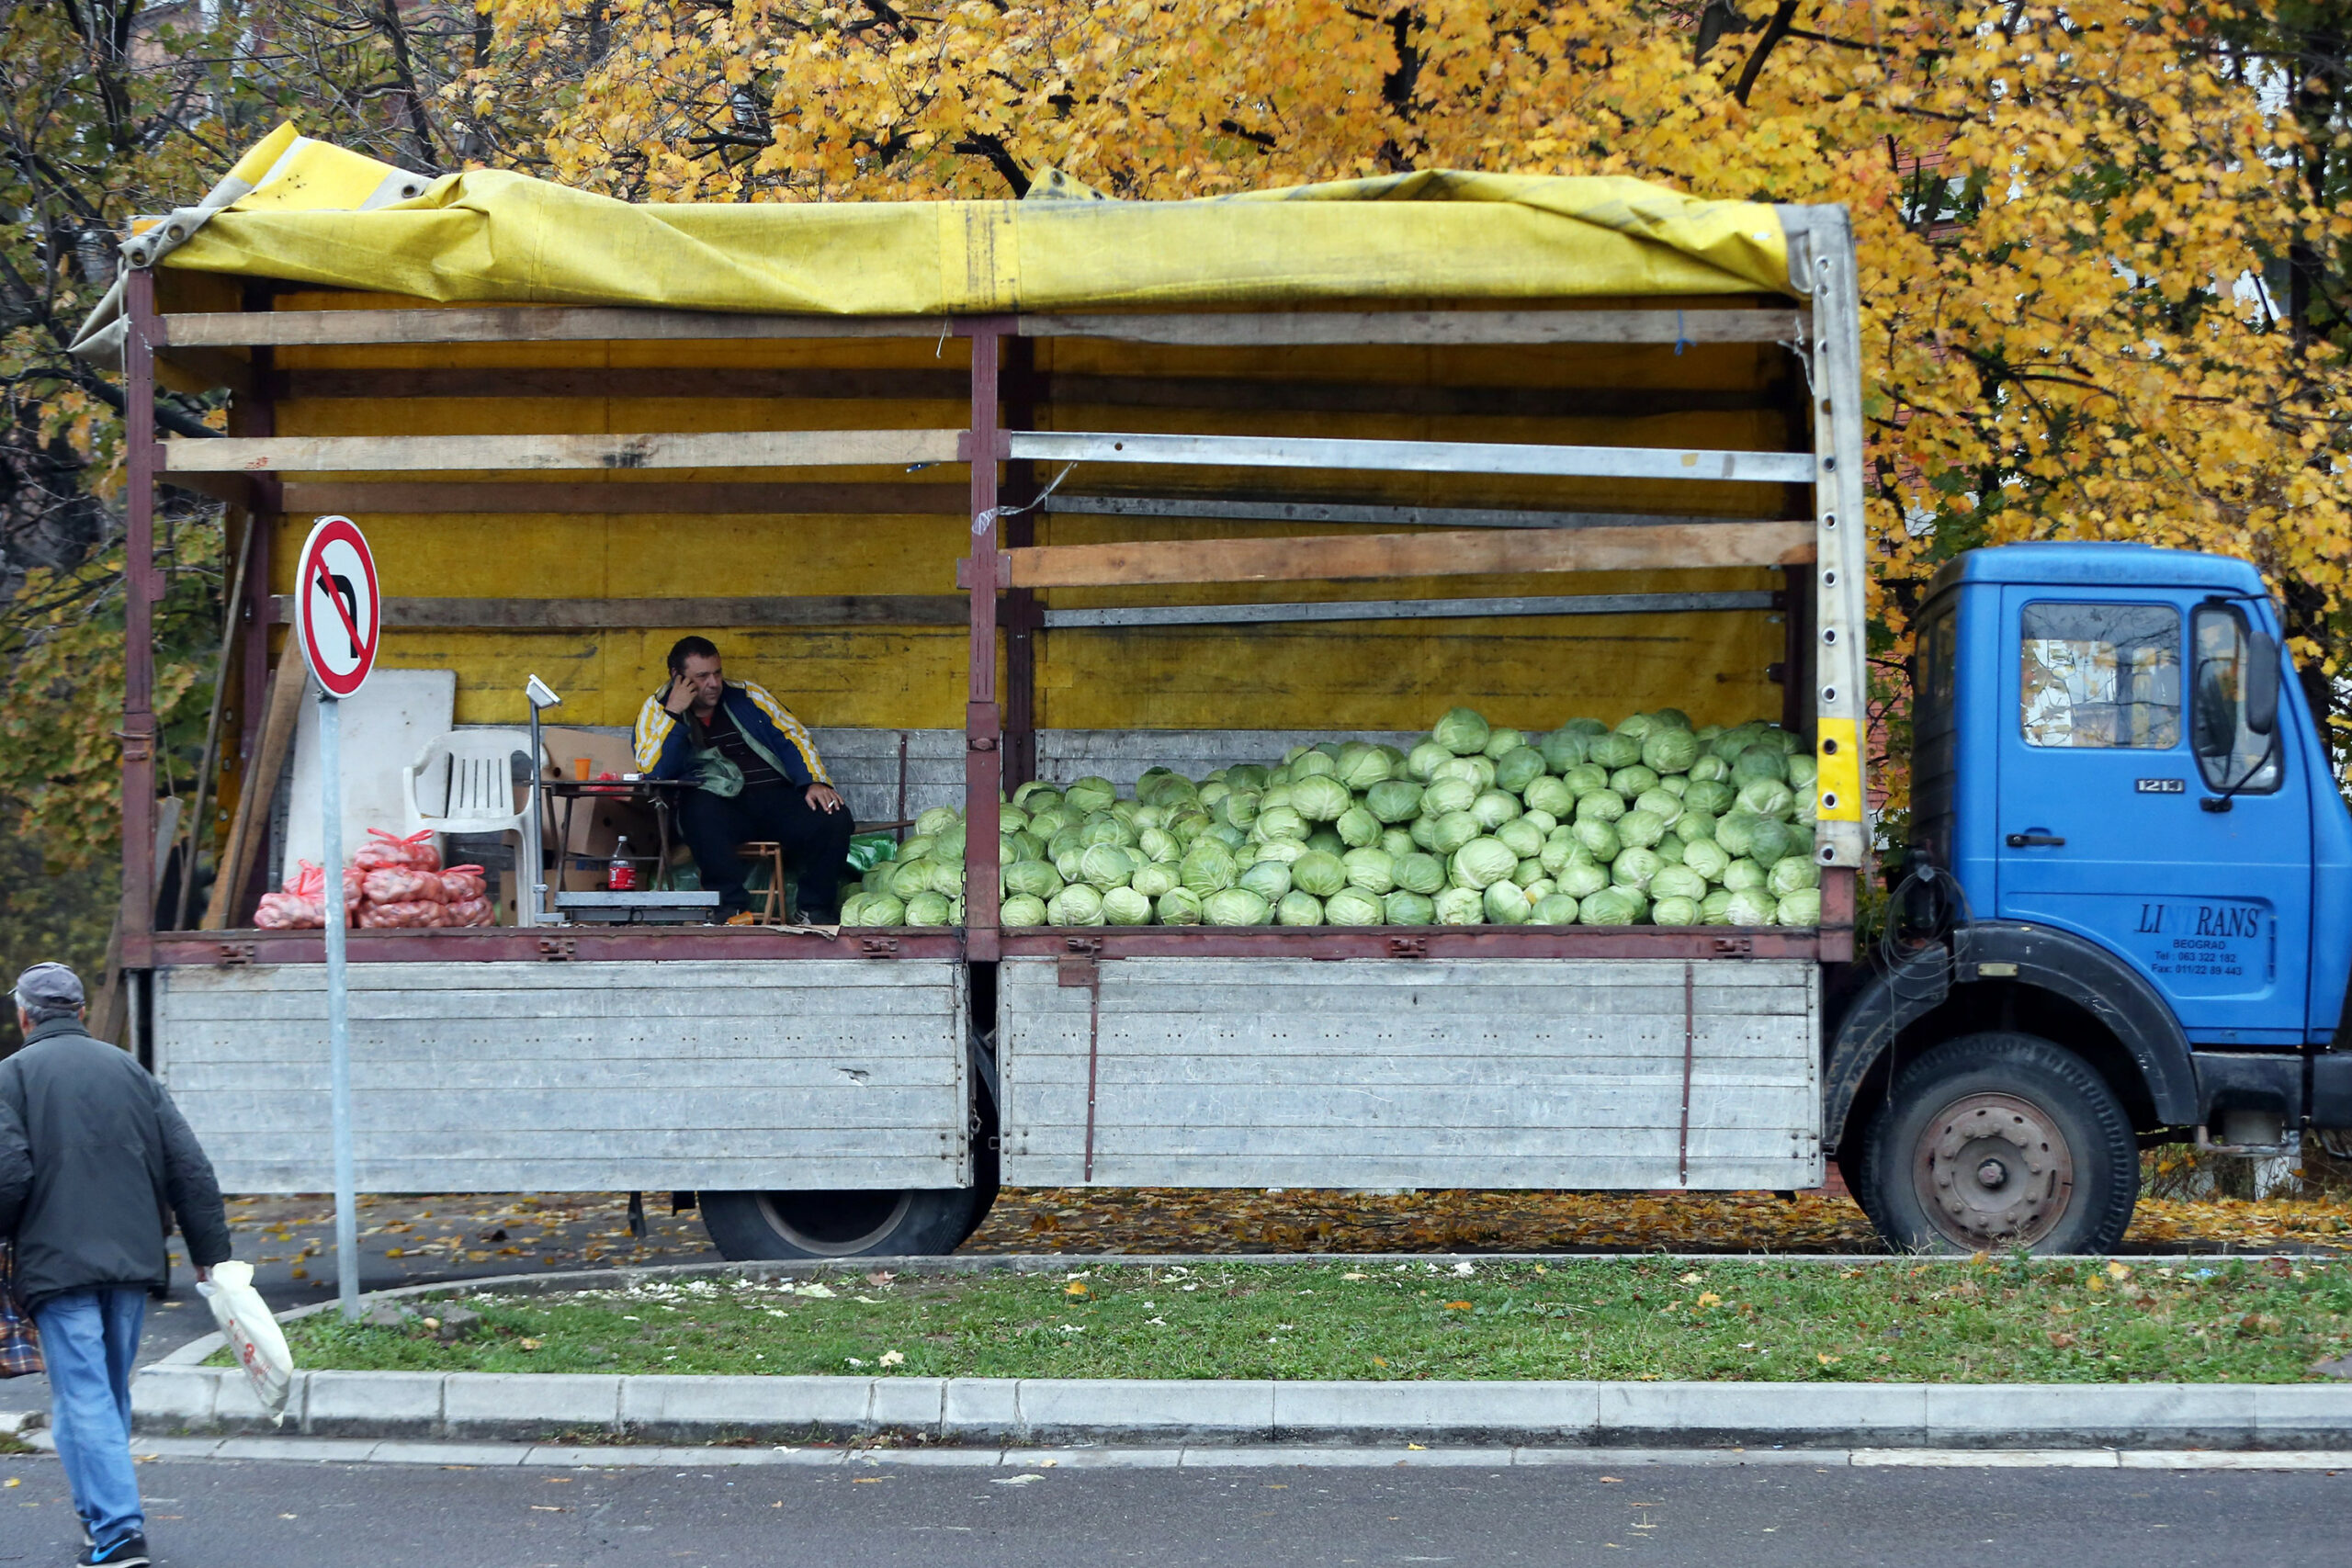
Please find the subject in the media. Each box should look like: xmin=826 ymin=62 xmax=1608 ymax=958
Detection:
xmin=295 ymin=515 xmax=380 ymax=699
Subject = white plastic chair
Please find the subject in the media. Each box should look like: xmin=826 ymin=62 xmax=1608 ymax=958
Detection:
xmin=401 ymin=728 xmax=548 ymax=925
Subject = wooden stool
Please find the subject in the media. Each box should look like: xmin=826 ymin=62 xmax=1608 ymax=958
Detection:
xmin=737 ymin=841 xmax=788 ymax=924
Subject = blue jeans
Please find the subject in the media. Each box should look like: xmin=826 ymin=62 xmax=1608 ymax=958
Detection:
xmin=32 ymin=1288 xmax=147 ymax=1550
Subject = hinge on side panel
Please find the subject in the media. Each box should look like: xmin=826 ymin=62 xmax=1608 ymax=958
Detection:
xmin=859 ymin=936 xmax=899 ymax=956
xmin=1388 ymin=936 xmax=1428 ymax=958
xmin=1711 ymin=936 xmax=1754 ymax=957
xmin=537 ymin=936 xmax=576 ymax=961
xmin=1062 ymin=936 xmax=1102 ymax=954
xmin=217 ymin=942 xmax=254 ymax=967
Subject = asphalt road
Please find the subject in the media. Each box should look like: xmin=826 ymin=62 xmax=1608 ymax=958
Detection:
xmin=1 ymin=1453 xmax=2345 ymax=1567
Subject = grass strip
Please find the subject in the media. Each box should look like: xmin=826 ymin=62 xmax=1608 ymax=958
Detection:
xmin=247 ymin=1255 xmax=2352 ymax=1384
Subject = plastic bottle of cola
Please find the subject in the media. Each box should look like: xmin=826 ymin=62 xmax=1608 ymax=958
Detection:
xmin=608 ymin=836 xmax=637 ymax=892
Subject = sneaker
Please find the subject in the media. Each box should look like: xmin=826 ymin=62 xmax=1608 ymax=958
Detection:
xmin=79 ymin=1534 xmax=149 ymax=1567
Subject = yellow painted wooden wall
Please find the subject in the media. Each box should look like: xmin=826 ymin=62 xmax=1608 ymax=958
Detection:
xmin=246 ymin=288 xmax=1800 ymax=739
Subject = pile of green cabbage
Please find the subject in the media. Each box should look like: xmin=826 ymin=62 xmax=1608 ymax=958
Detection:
xmin=835 ymin=708 xmax=1825 ymax=929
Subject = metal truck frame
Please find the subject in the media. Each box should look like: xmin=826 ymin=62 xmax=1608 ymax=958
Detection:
xmin=115 ymin=205 xmax=1889 ymax=1259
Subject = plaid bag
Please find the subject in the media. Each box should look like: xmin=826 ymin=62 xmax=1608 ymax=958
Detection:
xmin=0 ymin=1239 xmax=40 ymax=1379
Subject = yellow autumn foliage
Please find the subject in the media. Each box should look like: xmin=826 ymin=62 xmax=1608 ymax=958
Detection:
xmin=457 ymin=0 xmax=2352 ymax=805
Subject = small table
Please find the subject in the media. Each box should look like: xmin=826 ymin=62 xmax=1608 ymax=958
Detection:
xmin=541 ymin=775 xmax=698 ymax=895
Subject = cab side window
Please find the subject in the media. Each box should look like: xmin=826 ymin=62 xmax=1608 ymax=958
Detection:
xmin=2191 ymin=604 xmax=2283 ymax=792
xmin=2019 ymin=603 xmax=2181 ymax=749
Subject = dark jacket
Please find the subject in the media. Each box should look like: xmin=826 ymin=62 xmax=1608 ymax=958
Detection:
xmin=0 ymin=1016 xmax=232 ymax=1310
xmin=631 ymin=679 xmax=831 ymax=795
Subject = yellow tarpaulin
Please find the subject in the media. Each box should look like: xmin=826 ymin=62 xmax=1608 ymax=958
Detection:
xmin=137 ymin=125 xmax=1796 ymax=314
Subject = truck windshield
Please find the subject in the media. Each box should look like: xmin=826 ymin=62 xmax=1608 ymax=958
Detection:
xmin=2018 ymin=602 xmax=2181 ymax=749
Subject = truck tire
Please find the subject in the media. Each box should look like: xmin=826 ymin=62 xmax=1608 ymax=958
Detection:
xmin=1857 ymin=1031 xmax=2138 ymax=1255
xmin=700 ymin=1186 xmax=996 ymax=1261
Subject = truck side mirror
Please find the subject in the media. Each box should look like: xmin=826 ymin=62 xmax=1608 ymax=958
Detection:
xmin=2246 ymin=632 xmax=2280 ymax=736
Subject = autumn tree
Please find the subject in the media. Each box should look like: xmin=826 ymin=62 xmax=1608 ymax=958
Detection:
xmin=460 ymin=0 xmax=2352 ymax=811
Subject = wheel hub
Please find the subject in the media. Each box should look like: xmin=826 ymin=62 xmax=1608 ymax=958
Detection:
xmin=1912 ymin=1091 xmax=2075 ymax=1248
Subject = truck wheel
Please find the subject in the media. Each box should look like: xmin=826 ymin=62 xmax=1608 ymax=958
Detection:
xmin=700 ymin=1185 xmax=996 ymax=1262
xmin=1858 ymin=1032 xmax=2138 ymax=1255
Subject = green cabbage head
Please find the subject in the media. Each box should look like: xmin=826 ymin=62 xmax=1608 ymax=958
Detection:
xmin=1726 ymin=887 xmax=1779 ymax=926
xmin=1532 ymin=893 xmax=1581 ymax=925
xmin=1407 ymin=741 xmax=1454 ymax=782
xmin=1343 ymin=847 xmax=1397 ymax=895
xmin=1336 ymin=807 xmax=1382 ymax=848
xmin=1180 ymin=841 xmax=1238 ymax=893
xmin=1680 ymin=838 xmax=1731 ymax=882
xmin=999 ymin=894 xmax=1047 ymax=926
xmin=1156 ymin=887 xmax=1204 ymax=925
xmin=1432 ymin=707 xmax=1493 ymax=756
xmin=1538 ymin=729 xmax=1589 ymax=773
xmin=1451 ymin=837 xmax=1519 ymax=889
xmin=1722 ymin=858 xmax=1767 ymax=892
xmin=1433 ymin=887 xmax=1487 ymax=925
xmin=1324 ymin=889 xmax=1385 ymax=926
xmin=1130 ymin=862 xmax=1179 ymax=899
xmin=1393 ymin=852 xmax=1448 ymax=896
xmin=1004 ymin=860 xmax=1064 ymax=899
xmin=1484 ymin=881 xmax=1532 ymax=924
xmin=1291 ymin=774 xmax=1352 ymax=822
xmin=1641 ymin=728 xmax=1700 ymax=775
xmin=1238 ymin=860 xmax=1294 ymax=902
xmin=1385 ymin=890 xmax=1437 ymax=925
xmin=1366 ymin=780 xmax=1425 ymax=823
xmin=1776 ymin=890 xmax=1822 ymax=927
xmin=1289 ymin=850 xmax=1348 ymax=897
xmin=1650 ymin=863 xmax=1708 ymax=902
xmin=1650 ymin=895 xmax=1700 ymax=927
xmin=1203 ymin=887 xmax=1272 ymax=926
xmin=1101 ymin=886 xmax=1153 ymax=925
xmin=1523 ymin=775 xmax=1577 ymax=818
xmin=1494 ymin=746 xmax=1547 ymax=794
xmin=1578 ymin=887 xmax=1640 ymax=926
xmin=904 ymin=892 xmax=954 ymax=927
xmin=1770 ymin=856 xmax=1821 ymax=897
xmin=1276 ymin=889 xmax=1325 ymax=926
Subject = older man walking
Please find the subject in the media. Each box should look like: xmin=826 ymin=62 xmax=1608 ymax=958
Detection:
xmin=0 ymin=963 xmax=232 ymax=1568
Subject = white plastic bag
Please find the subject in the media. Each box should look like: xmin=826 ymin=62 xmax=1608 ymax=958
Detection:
xmin=197 ymin=1261 xmax=294 ymax=1423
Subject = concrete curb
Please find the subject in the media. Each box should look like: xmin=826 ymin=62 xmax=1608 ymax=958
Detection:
xmin=129 ymin=1366 xmax=2352 ymax=1451
xmin=23 ymin=1430 xmax=2352 ymax=1472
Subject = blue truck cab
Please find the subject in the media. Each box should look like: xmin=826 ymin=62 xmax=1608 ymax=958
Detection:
xmin=1826 ymin=543 xmax=2352 ymax=1252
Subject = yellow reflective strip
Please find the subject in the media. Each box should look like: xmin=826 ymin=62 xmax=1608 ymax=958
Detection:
xmin=1815 ymin=718 xmax=1863 ymax=823
xmin=633 ymin=698 xmax=673 ymax=770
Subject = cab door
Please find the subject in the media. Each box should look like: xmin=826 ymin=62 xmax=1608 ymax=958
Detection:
xmin=1994 ymin=590 xmax=2308 ymax=1045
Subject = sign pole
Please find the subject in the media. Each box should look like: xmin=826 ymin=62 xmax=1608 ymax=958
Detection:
xmin=295 ymin=513 xmax=379 ymax=1324
xmin=320 ymin=688 xmax=359 ymax=1320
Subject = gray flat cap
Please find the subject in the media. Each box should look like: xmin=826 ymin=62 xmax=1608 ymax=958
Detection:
xmin=12 ymin=962 xmax=85 ymax=1014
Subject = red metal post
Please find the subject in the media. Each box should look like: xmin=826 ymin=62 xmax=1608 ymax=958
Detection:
xmin=1000 ymin=334 xmax=1040 ymax=791
xmin=963 ymin=321 xmax=1007 ymax=958
xmin=120 ymin=267 xmax=160 ymax=968
xmin=233 ymin=329 xmax=280 ymax=917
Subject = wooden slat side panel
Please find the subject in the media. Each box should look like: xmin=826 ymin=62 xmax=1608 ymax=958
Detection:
xmin=998 ymin=522 xmax=1816 ymax=588
xmin=998 ymin=956 xmax=1819 ymax=1190
xmin=157 ymin=962 xmax=967 ymax=1194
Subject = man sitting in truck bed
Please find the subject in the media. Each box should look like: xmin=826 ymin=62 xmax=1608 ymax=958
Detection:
xmin=633 ymin=636 xmax=854 ymax=924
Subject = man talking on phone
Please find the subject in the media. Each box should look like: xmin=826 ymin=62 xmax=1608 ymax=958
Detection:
xmin=633 ymin=636 xmax=856 ymax=924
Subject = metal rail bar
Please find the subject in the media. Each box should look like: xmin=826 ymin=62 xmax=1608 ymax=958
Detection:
xmin=1045 ymin=494 xmax=1786 ymax=532
xmin=1040 ymin=591 xmax=1781 ymax=629
xmin=159 ymin=307 xmax=954 ymax=348
xmin=1018 ymin=308 xmax=1808 ymax=346
xmin=163 ymin=429 xmax=967 ymax=474
xmin=1005 ymin=431 xmax=1814 ymax=485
